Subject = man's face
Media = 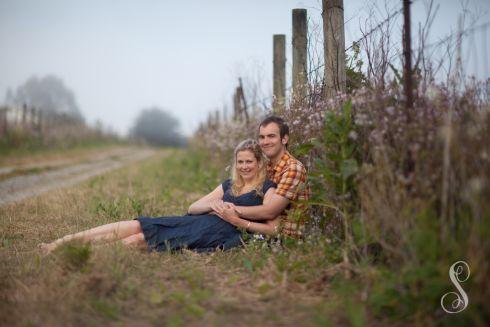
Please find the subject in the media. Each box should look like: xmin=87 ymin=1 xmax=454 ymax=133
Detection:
xmin=258 ymin=122 xmax=288 ymax=160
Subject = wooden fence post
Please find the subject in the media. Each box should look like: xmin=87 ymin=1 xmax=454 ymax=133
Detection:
xmin=273 ymin=34 xmax=286 ymax=113
xmin=222 ymin=105 xmax=228 ymax=124
xmin=0 ymin=107 xmax=7 ymax=136
xmin=232 ymin=79 xmax=249 ymax=124
xmin=206 ymin=112 xmax=213 ymax=129
xmin=292 ymin=9 xmax=308 ymax=102
xmin=323 ymin=0 xmax=346 ymax=99
xmin=237 ymin=78 xmax=249 ymax=124
xmin=214 ymin=110 xmax=220 ymax=128
xmin=30 ymin=107 xmax=35 ymax=129
xmin=22 ymin=104 xmax=27 ymax=127
xmin=233 ymin=88 xmax=241 ymax=121
xmin=403 ymin=0 xmax=413 ymax=115
xmin=38 ymin=110 xmax=43 ymax=134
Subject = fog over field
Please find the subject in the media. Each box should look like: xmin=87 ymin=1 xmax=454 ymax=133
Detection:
xmin=0 ymin=0 xmax=488 ymax=136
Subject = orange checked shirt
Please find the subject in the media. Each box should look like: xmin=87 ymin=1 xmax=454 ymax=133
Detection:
xmin=267 ymin=151 xmax=310 ymax=236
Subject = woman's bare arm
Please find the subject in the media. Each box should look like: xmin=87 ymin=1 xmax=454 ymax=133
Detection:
xmin=187 ymin=184 xmax=224 ymax=215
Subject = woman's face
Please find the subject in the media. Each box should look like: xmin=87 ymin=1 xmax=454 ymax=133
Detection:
xmin=236 ymin=150 xmax=259 ymax=181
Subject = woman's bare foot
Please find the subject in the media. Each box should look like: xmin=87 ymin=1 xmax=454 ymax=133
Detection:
xmin=38 ymin=242 xmax=57 ymax=255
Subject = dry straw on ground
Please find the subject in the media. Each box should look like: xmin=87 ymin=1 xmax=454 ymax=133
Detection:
xmin=0 ymin=149 xmax=338 ymax=326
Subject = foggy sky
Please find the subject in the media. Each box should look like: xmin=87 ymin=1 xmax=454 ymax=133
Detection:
xmin=1 ymin=0 xmax=488 ymax=136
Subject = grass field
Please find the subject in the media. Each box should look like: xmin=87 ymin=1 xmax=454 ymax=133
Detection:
xmin=2 ymin=147 xmax=486 ymax=326
xmin=0 ymin=149 xmax=344 ymax=326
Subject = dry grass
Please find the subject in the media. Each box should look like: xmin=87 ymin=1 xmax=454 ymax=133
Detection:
xmin=0 ymin=149 xmax=338 ymax=326
xmin=0 ymin=144 xmax=132 ymax=167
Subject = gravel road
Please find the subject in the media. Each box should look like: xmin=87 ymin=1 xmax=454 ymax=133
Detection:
xmin=0 ymin=148 xmax=155 ymax=206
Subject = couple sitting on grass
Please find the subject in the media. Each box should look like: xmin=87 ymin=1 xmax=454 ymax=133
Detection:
xmin=40 ymin=116 xmax=310 ymax=254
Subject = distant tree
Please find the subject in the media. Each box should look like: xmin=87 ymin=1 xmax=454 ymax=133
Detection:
xmin=130 ymin=107 xmax=186 ymax=147
xmin=9 ymin=75 xmax=84 ymax=121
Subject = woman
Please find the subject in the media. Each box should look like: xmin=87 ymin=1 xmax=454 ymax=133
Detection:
xmin=39 ymin=139 xmax=279 ymax=254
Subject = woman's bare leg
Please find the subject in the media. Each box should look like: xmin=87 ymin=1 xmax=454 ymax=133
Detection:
xmin=39 ymin=220 xmax=142 ymax=253
xmin=121 ymin=232 xmax=146 ymax=249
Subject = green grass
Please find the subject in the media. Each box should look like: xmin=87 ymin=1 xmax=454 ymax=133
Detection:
xmin=0 ymin=149 xmax=486 ymax=326
xmin=0 ymin=149 xmax=333 ymax=326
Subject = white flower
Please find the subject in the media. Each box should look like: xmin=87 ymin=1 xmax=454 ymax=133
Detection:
xmin=348 ymin=130 xmax=358 ymax=140
xmin=426 ymin=84 xmax=441 ymax=101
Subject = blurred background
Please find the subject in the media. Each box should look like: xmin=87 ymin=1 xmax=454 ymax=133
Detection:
xmin=1 ymin=0 xmax=488 ymax=147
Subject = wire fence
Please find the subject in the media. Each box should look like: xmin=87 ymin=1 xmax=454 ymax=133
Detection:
xmin=235 ymin=4 xmax=489 ymax=119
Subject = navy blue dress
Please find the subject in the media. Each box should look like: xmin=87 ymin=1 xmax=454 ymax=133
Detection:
xmin=136 ymin=179 xmax=276 ymax=252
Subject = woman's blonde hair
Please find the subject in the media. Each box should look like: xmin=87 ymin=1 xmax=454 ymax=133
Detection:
xmin=230 ymin=139 xmax=268 ymax=197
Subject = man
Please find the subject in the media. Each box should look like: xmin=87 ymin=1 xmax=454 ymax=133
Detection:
xmin=234 ymin=116 xmax=310 ymax=236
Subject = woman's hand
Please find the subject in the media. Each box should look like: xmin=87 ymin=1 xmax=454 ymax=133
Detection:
xmin=215 ymin=203 xmax=280 ymax=235
xmin=209 ymin=199 xmax=224 ymax=212
xmin=214 ymin=203 xmax=240 ymax=224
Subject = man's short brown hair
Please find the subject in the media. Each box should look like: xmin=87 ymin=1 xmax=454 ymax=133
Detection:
xmin=259 ymin=116 xmax=289 ymax=139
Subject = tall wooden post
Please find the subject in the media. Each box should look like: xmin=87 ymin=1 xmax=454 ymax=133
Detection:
xmin=0 ymin=107 xmax=6 ymax=136
xmin=222 ymin=105 xmax=228 ymax=124
xmin=207 ymin=112 xmax=213 ymax=129
xmin=233 ymin=79 xmax=249 ymax=124
xmin=323 ymin=0 xmax=346 ymax=98
xmin=38 ymin=110 xmax=43 ymax=133
xmin=237 ymin=78 xmax=249 ymax=124
xmin=403 ymin=0 xmax=413 ymax=116
xmin=233 ymin=88 xmax=241 ymax=121
xmin=292 ymin=9 xmax=308 ymax=102
xmin=402 ymin=0 xmax=415 ymax=197
xmin=30 ymin=107 xmax=36 ymax=129
xmin=455 ymin=15 xmax=463 ymax=85
xmin=273 ymin=34 xmax=286 ymax=113
xmin=22 ymin=104 xmax=27 ymax=126
xmin=214 ymin=110 xmax=220 ymax=128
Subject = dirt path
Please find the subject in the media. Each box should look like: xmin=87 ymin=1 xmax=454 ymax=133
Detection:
xmin=0 ymin=148 xmax=155 ymax=206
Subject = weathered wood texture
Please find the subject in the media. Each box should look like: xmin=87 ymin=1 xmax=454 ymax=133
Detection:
xmin=323 ymin=0 xmax=346 ymax=98
xmin=273 ymin=34 xmax=286 ymax=113
xmin=292 ymin=9 xmax=308 ymax=101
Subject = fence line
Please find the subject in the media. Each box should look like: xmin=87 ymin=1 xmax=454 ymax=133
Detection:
xmin=0 ymin=104 xmax=83 ymax=138
xmin=201 ymin=3 xmax=489 ymax=129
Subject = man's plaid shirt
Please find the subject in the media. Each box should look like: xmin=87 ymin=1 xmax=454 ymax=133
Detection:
xmin=267 ymin=151 xmax=310 ymax=236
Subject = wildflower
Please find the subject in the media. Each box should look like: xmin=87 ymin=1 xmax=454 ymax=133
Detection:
xmin=369 ymin=129 xmax=383 ymax=144
xmin=348 ymin=130 xmax=358 ymax=140
xmin=426 ymin=84 xmax=441 ymax=101
xmin=354 ymin=113 xmax=369 ymax=126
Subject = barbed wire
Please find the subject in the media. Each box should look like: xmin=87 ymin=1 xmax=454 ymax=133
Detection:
xmin=243 ymin=4 xmax=407 ymax=111
xmin=209 ymin=3 xmax=489 ymax=121
xmin=421 ymin=20 xmax=490 ymax=50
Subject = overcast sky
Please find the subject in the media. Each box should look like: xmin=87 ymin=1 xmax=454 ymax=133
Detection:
xmin=1 ymin=0 xmax=489 ymax=136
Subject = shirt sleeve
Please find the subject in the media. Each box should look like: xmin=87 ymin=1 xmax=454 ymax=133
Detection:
xmin=275 ymin=162 xmax=307 ymax=200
